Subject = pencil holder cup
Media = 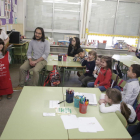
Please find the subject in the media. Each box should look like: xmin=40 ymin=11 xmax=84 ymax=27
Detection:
xmin=79 ymin=102 xmax=88 ymax=114
xmin=74 ymin=96 xmax=81 ymax=108
xmin=58 ymin=55 xmax=62 ymax=61
xmin=66 ymin=92 xmax=74 ymax=103
xmin=63 ymin=56 xmax=67 ymax=61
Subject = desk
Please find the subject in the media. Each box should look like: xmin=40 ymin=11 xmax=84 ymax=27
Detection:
xmin=10 ymin=41 xmax=29 ymax=64
xmin=1 ymin=87 xmax=131 ymax=140
xmin=63 ymin=87 xmax=131 ymax=140
xmin=46 ymin=55 xmax=85 ymax=86
xmin=112 ymin=54 xmax=140 ymax=67
xmin=47 ymin=55 xmax=83 ymax=68
xmin=0 ymin=87 xmax=68 ymax=140
xmin=46 ymin=55 xmax=63 ymax=71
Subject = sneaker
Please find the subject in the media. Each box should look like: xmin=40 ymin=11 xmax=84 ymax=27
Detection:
xmin=13 ymin=86 xmax=23 ymax=91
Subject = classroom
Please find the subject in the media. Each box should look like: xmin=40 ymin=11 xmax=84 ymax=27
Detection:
xmin=0 ymin=0 xmax=140 ymax=140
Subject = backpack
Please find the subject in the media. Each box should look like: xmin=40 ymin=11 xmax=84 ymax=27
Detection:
xmin=136 ymin=104 xmax=140 ymax=121
xmin=43 ymin=65 xmax=61 ymax=86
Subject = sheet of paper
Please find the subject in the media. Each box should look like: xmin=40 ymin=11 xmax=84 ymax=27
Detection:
xmin=43 ymin=113 xmax=55 ymax=116
xmin=61 ymin=115 xmax=78 ymax=129
xmin=49 ymin=100 xmax=60 ymax=108
xmin=78 ymin=117 xmax=104 ymax=132
xmin=53 ymin=59 xmax=58 ymax=61
xmin=74 ymin=92 xmax=97 ymax=105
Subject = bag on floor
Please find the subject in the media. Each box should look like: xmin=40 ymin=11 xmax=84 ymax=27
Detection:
xmin=136 ymin=104 xmax=140 ymax=121
xmin=43 ymin=65 xmax=61 ymax=86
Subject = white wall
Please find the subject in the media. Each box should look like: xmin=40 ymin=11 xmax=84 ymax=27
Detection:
xmin=17 ymin=0 xmax=26 ymax=35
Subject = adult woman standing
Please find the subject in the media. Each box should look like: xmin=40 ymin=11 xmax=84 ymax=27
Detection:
xmin=68 ymin=37 xmax=81 ymax=57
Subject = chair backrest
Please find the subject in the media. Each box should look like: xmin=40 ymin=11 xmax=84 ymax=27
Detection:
xmin=112 ymin=73 xmax=119 ymax=81
xmin=115 ymin=111 xmax=128 ymax=128
xmin=117 ymin=79 xmax=126 ymax=88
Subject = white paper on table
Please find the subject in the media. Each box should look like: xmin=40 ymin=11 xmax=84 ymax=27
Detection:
xmin=43 ymin=113 xmax=55 ymax=116
xmin=74 ymin=92 xmax=97 ymax=105
xmin=53 ymin=59 xmax=58 ymax=61
xmin=78 ymin=117 xmax=104 ymax=132
xmin=61 ymin=115 xmax=78 ymax=129
xmin=49 ymin=100 xmax=60 ymax=108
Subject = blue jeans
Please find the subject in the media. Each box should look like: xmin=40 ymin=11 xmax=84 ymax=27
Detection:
xmin=127 ymin=122 xmax=140 ymax=140
xmin=87 ymin=82 xmax=106 ymax=91
xmin=113 ymin=86 xmax=121 ymax=91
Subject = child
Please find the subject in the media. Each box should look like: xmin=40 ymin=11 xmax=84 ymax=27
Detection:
xmin=93 ymin=55 xmax=102 ymax=79
xmin=87 ymin=55 xmax=103 ymax=83
xmin=0 ymin=38 xmax=13 ymax=101
xmin=99 ymin=88 xmax=137 ymax=124
xmin=114 ymin=64 xmax=140 ymax=106
xmin=78 ymin=50 xmax=96 ymax=87
xmin=87 ymin=56 xmax=112 ymax=91
xmin=73 ymin=48 xmax=86 ymax=64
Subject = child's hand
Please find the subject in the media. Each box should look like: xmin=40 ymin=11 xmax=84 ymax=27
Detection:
xmin=84 ymin=57 xmax=88 ymax=60
xmin=93 ymin=70 xmax=97 ymax=75
xmin=95 ymin=84 xmax=99 ymax=88
xmin=77 ymin=58 xmax=80 ymax=62
xmin=98 ymin=99 xmax=106 ymax=105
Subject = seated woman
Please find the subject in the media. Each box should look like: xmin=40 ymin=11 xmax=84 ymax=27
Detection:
xmin=68 ymin=37 xmax=81 ymax=57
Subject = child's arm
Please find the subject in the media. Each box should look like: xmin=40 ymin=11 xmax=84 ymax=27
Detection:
xmin=99 ymin=70 xmax=112 ymax=86
xmin=73 ymin=56 xmax=78 ymax=62
xmin=99 ymin=103 xmax=116 ymax=113
xmin=122 ymin=84 xmax=135 ymax=104
xmin=86 ymin=61 xmax=95 ymax=71
xmin=82 ymin=59 xmax=87 ymax=66
xmin=94 ymin=75 xmax=99 ymax=85
xmin=80 ymin=57 xmax=85 ymax=64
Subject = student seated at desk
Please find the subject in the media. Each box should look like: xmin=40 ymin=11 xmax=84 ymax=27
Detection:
xmin=99 ymin=88 xmax=137 ymax=124
xmin=73 ymin=48 xmax=86 ymax=64
xmin=13 ymin=27 xmax=50 ymax=90
xmin=79 ymin=51 xmax=96 ymax=87
xmin=128 ymin=122 xmax=140 ymax=140
xmin=113 ymin=64 xmax=140 ymax=106
xmin=87 ymin=56 xmax=112 ymax=91
xmin=68 ymin=37 xmax=81 ymax=57
xmin=0 ymin=39 xmax=13 ymax=101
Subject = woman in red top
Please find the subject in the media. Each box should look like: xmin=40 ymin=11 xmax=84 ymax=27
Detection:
xmin=0 ymin=38 xmax=13 ymax=101
xmin=87 ymin=56 xmax=112 ymax=91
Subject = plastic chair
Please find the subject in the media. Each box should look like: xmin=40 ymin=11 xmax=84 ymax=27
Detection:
xmin=117 ymin=79 xmax=126 ymax=88
xmin=115 ymin=111 xmax=128 ymax=128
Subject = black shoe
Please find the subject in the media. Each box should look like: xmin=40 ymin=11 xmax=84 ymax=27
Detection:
xmin=0 ymin=95 xmax=3 ymax=101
